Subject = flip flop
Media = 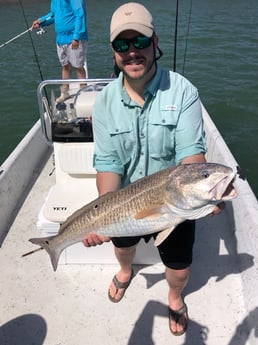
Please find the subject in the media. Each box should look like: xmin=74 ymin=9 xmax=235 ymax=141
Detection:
xmin=108 ymin=269 xmax=134 ymax=303
xmin=168 ymin=303 xmax=188 ymax=336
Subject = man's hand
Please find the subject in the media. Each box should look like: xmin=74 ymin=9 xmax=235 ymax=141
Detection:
xmin=32 ymin=20 xmax=41 ymax=29
xmin=83 ymin=233 xmax=110 ymax=247
xmin=210 ymin=202 xmax=225 ymax=216
xmin=72 ymin=39 xmax=79 ymax=49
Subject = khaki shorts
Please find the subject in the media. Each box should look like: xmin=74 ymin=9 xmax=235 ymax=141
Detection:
xmin=57 ymin=40 xmax=88 ymax=71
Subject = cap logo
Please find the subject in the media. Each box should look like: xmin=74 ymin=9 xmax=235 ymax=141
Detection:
xmin=124 ymin=11 xmax=133 ymax=16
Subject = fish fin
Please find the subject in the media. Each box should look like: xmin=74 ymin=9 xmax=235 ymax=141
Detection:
xmin=134 ymin=205 xmax=167 ymax=220
xmin=154 ymin=227 xmax=175 ymax=246
xmin=29 ymin=236 xmax=62 ymax=271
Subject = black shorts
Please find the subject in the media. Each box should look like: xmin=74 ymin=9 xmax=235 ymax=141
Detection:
xmin=111 ymin=220 xmax=195 ymax=270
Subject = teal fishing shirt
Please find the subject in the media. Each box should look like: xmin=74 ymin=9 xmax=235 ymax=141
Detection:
xmin=93 ymin=66 xmax=206 ymax=187
xmin=39 ymin=0 xmax=88 ymax=45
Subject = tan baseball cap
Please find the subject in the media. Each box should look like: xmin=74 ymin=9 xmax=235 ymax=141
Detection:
xmin=110 ymin=2 xmax=154 ymax=42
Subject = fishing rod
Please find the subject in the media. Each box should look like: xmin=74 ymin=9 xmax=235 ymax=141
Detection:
xmin=18 ymin=0 xmax=46 ymax=83
xmin=182 ymin=0 xmax=193 ymax=75
xmin=173 ymin=0 xmax=179 ymax=72
xmin=18 ymin=0 xmax=51 ymax=106
xmin=0 ymin=27 xmax=33 ymax=49
xmin=172 ymin=0 xmax=193 ymax=75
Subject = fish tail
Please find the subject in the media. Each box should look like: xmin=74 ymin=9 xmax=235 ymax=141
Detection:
xmin=29 ymin=236 xmax=62 ymax=271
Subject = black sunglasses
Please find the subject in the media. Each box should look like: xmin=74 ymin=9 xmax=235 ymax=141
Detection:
xmin=111 ymin=35 xmax=153 ymax=53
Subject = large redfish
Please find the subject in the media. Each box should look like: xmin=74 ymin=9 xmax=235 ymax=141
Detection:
xmin=24 ymin=163 xmax=237 ymax=271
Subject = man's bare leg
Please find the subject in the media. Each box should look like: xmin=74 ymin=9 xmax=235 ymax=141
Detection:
xmin=167 ymin=267 xmax=190 ymax=335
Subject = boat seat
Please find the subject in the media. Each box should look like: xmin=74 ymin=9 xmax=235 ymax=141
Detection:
xmin=54 ymin=142 xmax=96 ymax=179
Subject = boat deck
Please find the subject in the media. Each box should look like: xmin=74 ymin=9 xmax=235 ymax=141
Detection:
xmin=0 ymin=156 xmax=254 ymax=345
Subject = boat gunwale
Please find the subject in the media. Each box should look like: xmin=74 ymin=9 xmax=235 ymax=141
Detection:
xmin=0 ymin=120 xmax=51 ymax=245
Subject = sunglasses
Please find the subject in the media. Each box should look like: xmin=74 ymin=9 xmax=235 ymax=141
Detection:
xmin=111 ymin=35 xmax=153 ymax=53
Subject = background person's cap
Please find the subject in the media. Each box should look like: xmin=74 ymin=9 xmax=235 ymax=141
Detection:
xmin=110 ymin=2 xmax=154 ymax=42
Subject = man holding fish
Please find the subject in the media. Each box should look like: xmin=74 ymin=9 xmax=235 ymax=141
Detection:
xmin=83 ymin=2 xmax=224 ymax=336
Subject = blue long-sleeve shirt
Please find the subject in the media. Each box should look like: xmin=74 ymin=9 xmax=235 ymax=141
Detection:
xmin=39 ymin=0 xmax=88 ymax=45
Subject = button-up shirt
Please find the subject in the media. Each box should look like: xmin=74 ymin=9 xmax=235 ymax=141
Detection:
xmin=93 ymin=66 xmax=206 ymax=187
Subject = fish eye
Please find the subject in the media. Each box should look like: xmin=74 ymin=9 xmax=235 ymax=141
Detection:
xmin=201 ymin=170 xmax=210 ymax=179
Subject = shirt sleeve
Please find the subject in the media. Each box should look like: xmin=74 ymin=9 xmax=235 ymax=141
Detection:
xmin=92 ymin=92 xmax=124 ymax=176
xmin=70 ymin=0 xmax=88 ymax=41
xmin=175 ymin=84 xmax=207 ymax=164
xmin=39 ymin=12 xmax=55 ymax=26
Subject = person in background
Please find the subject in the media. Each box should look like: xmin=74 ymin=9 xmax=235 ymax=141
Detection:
xmin=32 ymin=0 xmax=88 ymax=103
xmin=83 ymin=2 xmax=224 ymax=336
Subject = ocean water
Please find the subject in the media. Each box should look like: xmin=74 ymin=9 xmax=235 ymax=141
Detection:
xmin=0 ymin=0 xmax=257 ymax=197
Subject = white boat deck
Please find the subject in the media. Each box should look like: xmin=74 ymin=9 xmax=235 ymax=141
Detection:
xmin=0 ymin=155 xmax=255 ymax=345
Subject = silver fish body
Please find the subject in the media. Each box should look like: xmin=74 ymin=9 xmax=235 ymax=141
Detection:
xmin=27 ymin=163 xmax=237 ymax=270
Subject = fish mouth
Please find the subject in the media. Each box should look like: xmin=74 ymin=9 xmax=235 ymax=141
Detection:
xmin=210 ymin=173 xmax=237 ymax=201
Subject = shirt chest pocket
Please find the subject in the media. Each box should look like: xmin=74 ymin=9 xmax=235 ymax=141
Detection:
xmin=148 ymin=109 xmax=179 ymax=158
xmin=109 ymin=124 xmax=136 ymax=164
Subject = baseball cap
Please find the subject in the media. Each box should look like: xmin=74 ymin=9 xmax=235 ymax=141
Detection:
xmin=110 ymin=2 xmax=154 ymax=42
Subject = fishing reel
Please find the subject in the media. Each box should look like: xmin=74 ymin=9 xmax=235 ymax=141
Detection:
xmin=36 ymin=27 xmax=46 ymax=36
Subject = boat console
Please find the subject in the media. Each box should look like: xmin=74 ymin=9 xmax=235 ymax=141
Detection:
xmin=36 ymin=79 xmax=160 ymax=265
